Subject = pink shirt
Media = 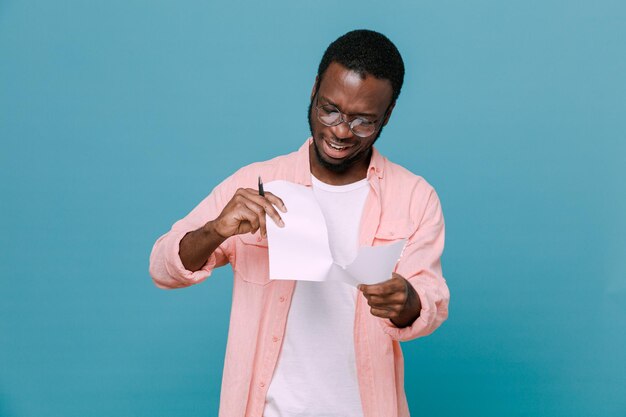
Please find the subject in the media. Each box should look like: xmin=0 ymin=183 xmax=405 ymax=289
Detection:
xmin=149 ymin=139 xmax=449 ymax=417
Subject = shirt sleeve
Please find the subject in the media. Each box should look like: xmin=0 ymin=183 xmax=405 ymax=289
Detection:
xmin=379 ymin=188 xmax=450 ymax=341
xmin=148 ymin=176 xmax=236 ymax=289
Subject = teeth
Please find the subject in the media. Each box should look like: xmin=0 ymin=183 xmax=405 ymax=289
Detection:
xmin=329 ymin=142 xmax=347 ymax=150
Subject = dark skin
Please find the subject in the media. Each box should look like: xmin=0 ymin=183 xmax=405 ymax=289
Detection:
xmin=180 ymin=61 xmax=421 ymax=328
xmin=308 ymin=63 xmax=393 ymax=185
xmin=179 ymin=188 xmax=287 ymax=272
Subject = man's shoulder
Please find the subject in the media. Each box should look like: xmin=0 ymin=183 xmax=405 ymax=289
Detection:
xmin=222 ymin=146 xmax=303 ymax=190
xmin=236 ymin=150 xmax=299 ymax=178
xmin=380 ymin=154 xmax=436 ymax=196
xmin=377 ymin=154 xmax=442 ymax=226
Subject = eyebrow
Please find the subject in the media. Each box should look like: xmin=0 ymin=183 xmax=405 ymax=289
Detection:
xmin=319 ymin=96 xmax=379 ymax=119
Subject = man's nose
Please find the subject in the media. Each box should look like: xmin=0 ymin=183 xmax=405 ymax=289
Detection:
xmin=330 ymin=120 xmax=353 ymax=139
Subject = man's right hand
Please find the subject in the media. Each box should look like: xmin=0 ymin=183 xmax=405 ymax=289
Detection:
xmin=179 ymin=188 xmax=286 ymax=272
xmin=213 ymin=187 xmax=287 ymax=239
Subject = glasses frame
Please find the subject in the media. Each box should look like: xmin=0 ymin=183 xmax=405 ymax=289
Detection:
xmin=314 ymin=95 xmax=390 ymax=138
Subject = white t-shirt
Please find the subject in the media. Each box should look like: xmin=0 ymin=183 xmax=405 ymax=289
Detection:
xmin=264 ymin=175 xmax=370 ymax=417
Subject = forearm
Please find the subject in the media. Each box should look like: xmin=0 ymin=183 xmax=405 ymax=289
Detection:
xmin=179 ymin=220 xmax=226 ymax=272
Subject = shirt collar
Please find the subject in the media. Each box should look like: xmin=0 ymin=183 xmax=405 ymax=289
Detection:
xmin=295 ymin=137 xmax=385 ymax=185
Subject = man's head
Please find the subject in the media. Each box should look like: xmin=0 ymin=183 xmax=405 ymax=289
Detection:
xmin=308 ymin=29 xmax=405 ymax=182
xmin=315 ymin=29 xmax=405 ymax=105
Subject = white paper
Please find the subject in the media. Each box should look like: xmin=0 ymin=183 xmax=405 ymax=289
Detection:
xmin=264 ymin=180 xmax=406 ymax=286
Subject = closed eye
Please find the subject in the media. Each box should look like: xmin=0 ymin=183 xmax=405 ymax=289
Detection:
xmin=354 ymin=117 xmax=375 ymax=126
xmin=320 ymin=105 xmax=340 ymax=115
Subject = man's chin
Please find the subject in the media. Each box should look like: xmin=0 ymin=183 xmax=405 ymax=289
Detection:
xmin=312 ymin=137 xmax=353 ymax=173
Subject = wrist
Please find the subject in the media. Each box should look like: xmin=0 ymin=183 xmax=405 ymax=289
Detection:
xmin=203 ymin=220 xmax=228 ymax=241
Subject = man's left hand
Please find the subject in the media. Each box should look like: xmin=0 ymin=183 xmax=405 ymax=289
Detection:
xmin=359 ymin=273 xmax=422 ymax=328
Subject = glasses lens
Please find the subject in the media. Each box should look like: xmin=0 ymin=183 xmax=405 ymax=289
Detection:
xmin=317 ymin=106 xmax=341 ymax=126
xmin=351 ymin=120 xmax=376 ymax=137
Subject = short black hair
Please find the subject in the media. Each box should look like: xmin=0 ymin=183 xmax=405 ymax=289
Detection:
xmin=317 ymin=29 xmax=405 ymax=104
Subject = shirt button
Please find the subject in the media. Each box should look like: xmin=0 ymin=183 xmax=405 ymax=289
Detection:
xmin=259 ymin=381 xmax=265 ymax=388
xmin=272 ymin=336 xmax=280 ymax=342
xmin=279 ymin=296 xmax=286 ymax=302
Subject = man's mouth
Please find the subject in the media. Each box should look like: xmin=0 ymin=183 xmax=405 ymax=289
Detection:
xmin=322 ymin=138 xmax=354 ymax=159
xmin=329 ymin=141 xmax=348 ymax=151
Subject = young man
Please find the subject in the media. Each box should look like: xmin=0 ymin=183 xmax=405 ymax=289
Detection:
xmin=150 ymin=29 xmax=449 ymax=417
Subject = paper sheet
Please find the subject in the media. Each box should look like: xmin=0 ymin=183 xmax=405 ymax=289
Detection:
xmin=264 ymin=180 xmax=406 ymax=286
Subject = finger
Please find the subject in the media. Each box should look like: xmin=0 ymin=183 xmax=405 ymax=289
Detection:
xmin=365 ymin=296 xmax=392 ymax=309
xmin=242 ymin=189 xmax=285 ymax=228
xmin=235 ymin=206 xmax=261 ymax=234
xmin=365 ymin=294 xmax=406 ymax=309
xmin=262 ymin=198 xmax=285 ymax=228
xmin=378 ymin=291 xmax=408 ymax=305
xmin=241 ymin=199 xmax=268 ymax=238
xmin=359 ymin=283 xmax=394 ymax=297
xmin=263 ymin=191 xmax=288 ymax=213
xmin=369 ymin=307 xmax=393 ymax=319
xmin=364 ymin=293 xmax=403 ymax=305
xmin=363 ymin=275 xmax=408 ymax=295
xmin=241 ymin=187 xmax=285 ymax=210
xmin=358 ymin=284 xmax=380 ymax=296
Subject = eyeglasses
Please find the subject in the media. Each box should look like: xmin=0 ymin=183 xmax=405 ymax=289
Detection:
xmin=315 ymin=98 xmax=384 ymax=138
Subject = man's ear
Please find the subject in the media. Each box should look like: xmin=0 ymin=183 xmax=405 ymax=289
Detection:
xmin=382 ymin=102 xmax=396 ymax=126
xmin=310 ymin=76 xmax=320 ymax=101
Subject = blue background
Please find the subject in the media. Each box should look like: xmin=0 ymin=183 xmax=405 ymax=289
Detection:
xmin=1 ymin=1 xmax=625 ymax=416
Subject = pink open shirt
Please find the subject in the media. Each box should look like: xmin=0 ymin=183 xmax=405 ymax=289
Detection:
xmin=149 ymin=138 xmax=449 ymax=417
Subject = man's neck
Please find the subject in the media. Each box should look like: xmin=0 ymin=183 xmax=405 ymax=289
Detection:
xmin=308 ymin=143 xmax=370 ymax=186
xmin=309 ymin=160 xmax=369 ymax=186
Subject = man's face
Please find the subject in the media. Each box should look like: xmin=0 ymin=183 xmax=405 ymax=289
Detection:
xmin=308 ymin=62 xmax=394 ymax=181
